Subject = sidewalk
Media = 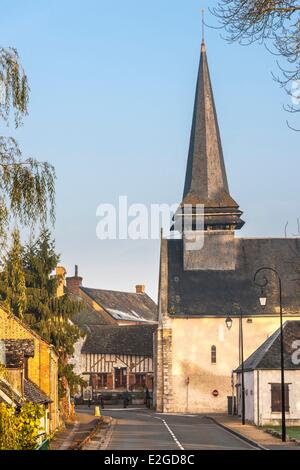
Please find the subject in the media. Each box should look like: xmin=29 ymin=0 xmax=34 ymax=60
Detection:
xmin=208 ymin=414 xmax=300 ymax=450
xmin=81 ymin=416 xmax=115 ymax=450
xmin=50 ymin=410 xmax=99 ymax=450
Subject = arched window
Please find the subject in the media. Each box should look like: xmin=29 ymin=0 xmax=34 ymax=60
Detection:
xmin=211 ymin=345 xmax=217 ymax=364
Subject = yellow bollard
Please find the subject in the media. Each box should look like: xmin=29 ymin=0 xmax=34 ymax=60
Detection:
xmin=94 ymin=405 xmax=101 ymax=417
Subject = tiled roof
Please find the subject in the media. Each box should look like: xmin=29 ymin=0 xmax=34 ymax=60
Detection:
xmin=166 ymin=237 xmax=300 ymax=317
xmin=236 ymin=321 xmax=300 ymax=372
xmin=0 ymin=304 xmax=58 ymax=355
xmin=2 ymin=339 xmax=35 ymax=369
xmin=81 ymin=287 xmax=158 ymax=323
xmin=82 ymin=324 xmax=157 ymax=356
xmin=0 ymin=378 xmax=23 ymax=406
xmin=24 ymin=379 xmax=51 ymax=404
xmin=72 ymin=302 xmax=110 ymax=329
xmin=0 ymin=377 xmax=51 ymax=406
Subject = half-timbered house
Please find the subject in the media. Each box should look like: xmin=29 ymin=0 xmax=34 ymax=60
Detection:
xmin=83 ymin=325 xmax=155 ymax=390
xmin=71 ymin=325 xmax=156 ymax=401
xmin=64 ymin=267 xmax=158 ymax=400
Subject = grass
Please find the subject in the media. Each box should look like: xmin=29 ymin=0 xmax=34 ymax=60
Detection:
xmin=262 ymin=425 xmax=300 ymax=440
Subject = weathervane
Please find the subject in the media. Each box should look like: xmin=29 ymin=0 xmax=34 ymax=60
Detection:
xmin=201 ymin=8 xmax=206 ymax=51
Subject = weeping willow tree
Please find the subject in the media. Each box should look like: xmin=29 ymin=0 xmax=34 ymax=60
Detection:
xmin=211 ymin=1 xmax=300 ymax=129
xmin=2 ymin=229 xmax=26 ymax=318
xmin=0 ymin=47 xmax=55 ymax=237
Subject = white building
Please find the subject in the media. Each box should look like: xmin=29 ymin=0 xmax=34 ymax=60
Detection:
xmin=235 ymin=321 xmax=300 ymax=426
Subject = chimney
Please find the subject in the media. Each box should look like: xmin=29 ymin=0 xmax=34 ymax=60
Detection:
xmin=56 ymin=266 xmax=66 ymax=297
xmin=135 ymin=285 xmax=145 ymax=294
xmin=66 ymin=265 xmax=83 ymax=296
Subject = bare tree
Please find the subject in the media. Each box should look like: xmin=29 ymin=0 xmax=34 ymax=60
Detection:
xmin=211 ymin=1 xmax=300 ymax=127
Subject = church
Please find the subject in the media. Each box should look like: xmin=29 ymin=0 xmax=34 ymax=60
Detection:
xmin=154 ymin=36 xmax=300 ymax=414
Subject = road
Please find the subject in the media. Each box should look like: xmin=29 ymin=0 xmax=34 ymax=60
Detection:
xmin=100 ymin=408 xmax=257 ymax=451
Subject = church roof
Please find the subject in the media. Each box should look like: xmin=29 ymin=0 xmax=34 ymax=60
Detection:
xmin=81 ymin=324 xmax=157 ymax=356
xmin=165 ymin=237 xmax=300 ymax=317
xmin=235 ymin=321 xmax=300 ymax=372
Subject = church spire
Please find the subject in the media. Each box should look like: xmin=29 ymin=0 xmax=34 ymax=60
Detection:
xmin=181 ymin=37 xmax=244 ymax=230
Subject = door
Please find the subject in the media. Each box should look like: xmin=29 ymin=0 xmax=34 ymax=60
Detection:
xmin=114 ymin=367 xmax=127 ymax=388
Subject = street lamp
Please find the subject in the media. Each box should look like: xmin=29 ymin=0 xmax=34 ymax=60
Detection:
xmin=254 ymin=267 xmax=286 ymax=442
xmin=225 ymin=315 xmax=233 ymax=330
xmin=259 ymin=289 xmax=267 ymax=309
xmin=225 ymin=304 xmax=245 ymax=425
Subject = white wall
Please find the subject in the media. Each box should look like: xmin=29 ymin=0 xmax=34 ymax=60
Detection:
xmin=68 ymin=337 xmax=86 ymax=375
xmin=168 ymin=316 xmax=300 ymax=413
xmin=238 ymin=369 xmax=300 ymax=426
xmin=237 ymin=371 xmax=255 ymax=422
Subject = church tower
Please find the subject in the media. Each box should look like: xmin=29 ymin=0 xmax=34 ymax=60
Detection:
xmin=154 ymin=30 xmax=300 ymax=415
xmin=176 ymin=38 xmax=244 ymax=272
xmin=180 ymin=38 xmax=244 ymax=231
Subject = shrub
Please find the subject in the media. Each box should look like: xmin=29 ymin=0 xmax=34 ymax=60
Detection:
xmin=0 ymin=403 xmax=18 ymax=450
xmin=0 ymin=402 xmax=44 ymax=450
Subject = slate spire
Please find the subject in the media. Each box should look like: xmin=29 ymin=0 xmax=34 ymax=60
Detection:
xmin=181 ymin=39 xmax=244 ymax=230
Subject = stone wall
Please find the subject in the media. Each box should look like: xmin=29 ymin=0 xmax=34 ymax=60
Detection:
xmin=155 ymin=315 xmax=300 ymax=413
xmin=155 ymin=324 xmax=173 ymax=412
xmin=0 ymin=307 xmax=59 ymax=432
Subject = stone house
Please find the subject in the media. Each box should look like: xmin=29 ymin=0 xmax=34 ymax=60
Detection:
xmin=235 ymin=321 xmax=300 ymax=426
xmin=0 ymin=306 xmax=59 ymax=434
xmin=154 ymin=35 xmax=300 ymax=414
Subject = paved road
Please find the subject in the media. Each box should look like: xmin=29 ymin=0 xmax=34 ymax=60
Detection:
xmin=101 ymin=408 xmax=257 ymax=450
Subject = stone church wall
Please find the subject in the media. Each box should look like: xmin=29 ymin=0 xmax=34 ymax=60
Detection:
xmin=155 ymin=315 xmax=300 ymax=413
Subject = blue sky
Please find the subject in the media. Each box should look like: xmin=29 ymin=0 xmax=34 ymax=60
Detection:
xmin=1 ymin=1 xmax=299 ymax=300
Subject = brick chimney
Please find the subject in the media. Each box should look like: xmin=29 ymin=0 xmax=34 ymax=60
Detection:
xmin=66 ymin=265 xmax=83 ymax=295
xmin=56 ymin=266 xmax=66 ymax=297
xmin=135 ymin=284 xmax=145 ymax=294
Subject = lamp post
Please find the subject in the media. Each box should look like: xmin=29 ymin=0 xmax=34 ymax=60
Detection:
xmin=253 ymin=267 xmax=286 ymax=442
xmin=225 ymin=304 xmax=245 ymax=425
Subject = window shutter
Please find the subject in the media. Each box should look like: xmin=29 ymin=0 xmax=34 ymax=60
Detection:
xmin=271 ymin=383 xmax=289 ymax=412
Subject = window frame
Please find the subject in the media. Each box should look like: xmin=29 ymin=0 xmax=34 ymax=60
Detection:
xmin=135 ymin=373 xmax=146 ymax=387
xmin=93 ymin=373 xmax=108 ymax=389
xmin=211 ymin=345 xmax=217 ymax=364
